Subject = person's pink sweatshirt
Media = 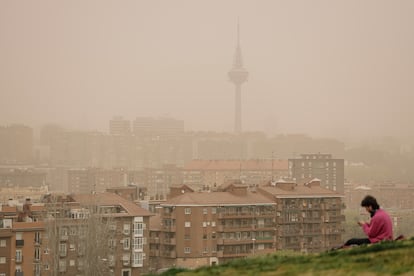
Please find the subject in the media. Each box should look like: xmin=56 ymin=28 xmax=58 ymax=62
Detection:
xmin=362 ymin=209 xmax=393 ymax=243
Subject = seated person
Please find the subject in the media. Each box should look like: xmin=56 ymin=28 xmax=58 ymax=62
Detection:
xmin=344 ymin=195 xmax=393 ymax=247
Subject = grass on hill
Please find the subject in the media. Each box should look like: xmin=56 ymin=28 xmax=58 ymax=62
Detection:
xmin=149 ymin=237 xmax=414 ymax=276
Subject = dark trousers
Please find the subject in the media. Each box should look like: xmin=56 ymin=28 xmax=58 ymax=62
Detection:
xmin=344 ymin=238 xmax=371 ymax=246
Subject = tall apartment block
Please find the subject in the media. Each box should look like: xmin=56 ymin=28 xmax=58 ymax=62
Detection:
xmin=41 ymin=192 xmax=153 ymax=276
xmin=183 ymin=159 xmax=289 ymax=191
xmin=132 ymin=117 xmax=184 ymax=139
xmin=288 ymin=153 xmax=345 ymax=193
xmin=109 ymin=117 xmax=131 ymax=136
xmin=148 ymin=179 xmax=344 ymax=270
xmin=0 ymin=125 xmax=33 ymax=165
xmin=0 ymin=199 xmax=45 ymax=276
xmin=68 ymin=168 xmax=128 ymax=194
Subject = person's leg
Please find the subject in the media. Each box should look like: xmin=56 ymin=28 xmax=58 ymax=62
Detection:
xmin=344 ymin=238 xmax=371 ymax=246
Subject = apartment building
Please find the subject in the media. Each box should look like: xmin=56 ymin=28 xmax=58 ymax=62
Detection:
xmin=109 ymin=117 xmax=131 ymax=136
xmin=149 ymin=179 xmax=344 ymax=271
xmin=288 ymin=153 xmax=345 ymax=193
xmin=0 ymin=169 xmax=47 ymax=189
xmin=132 ymin=117 xmax=184 ymax=139
xmin=0 ymin=199 xmax=45 ymax=276
xmin=41 ymin=192 xmax=153 ymax=276
xmin=0 ymin=125 xmax=33 ymax=165
xmin=68 ymin=168 xmax=127 ymax=194
xmin=183 ymin=159 xmax=289 ymax=191
xmin=128 ymin=165 xmax=183 ymax=199
xmin=257 ymin=179 xmax=345 ymax=251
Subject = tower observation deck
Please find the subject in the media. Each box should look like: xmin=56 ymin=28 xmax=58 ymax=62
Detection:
xmin=228 ymin=23 xmax=248 ymax=133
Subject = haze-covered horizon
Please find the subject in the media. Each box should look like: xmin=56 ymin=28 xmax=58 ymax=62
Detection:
xmin=1 ymin=0 xmax=413 ymax=141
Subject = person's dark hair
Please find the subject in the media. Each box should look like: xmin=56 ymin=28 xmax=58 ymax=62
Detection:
xmin=361 ymin=195 xmax=380 ymax=209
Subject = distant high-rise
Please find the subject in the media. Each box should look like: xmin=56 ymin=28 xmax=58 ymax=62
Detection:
xmin=109 ymin=116 xmax=131 ymax=135
xmin=228 ymin=23 xmax=248 ymax=133
xmin=288 ymin=153 xmax=345 ymax=193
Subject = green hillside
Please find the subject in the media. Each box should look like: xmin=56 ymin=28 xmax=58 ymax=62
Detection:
xmin=153 ymin=238 xmax=414 ymax=276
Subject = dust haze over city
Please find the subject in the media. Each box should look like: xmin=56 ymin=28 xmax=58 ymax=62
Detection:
xmin=1 ymin=0 xmax=414 ymax=140
xmin=1 ymin=1 xmax=414 ymax=276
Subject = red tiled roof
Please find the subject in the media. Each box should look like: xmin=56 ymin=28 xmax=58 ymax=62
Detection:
xmin=71 ymin=192 xmax=153 ymax=217
xmin=258 ymin=185 xmax=343 ymax=198
xmin=163 ymin=191 xmax=274 ymax=206
xmin=183 ymin=159 xmax=288 ymax=171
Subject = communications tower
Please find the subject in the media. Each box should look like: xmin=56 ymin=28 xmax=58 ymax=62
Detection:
xmin=228 ymin=23 xmax=249 ymax=133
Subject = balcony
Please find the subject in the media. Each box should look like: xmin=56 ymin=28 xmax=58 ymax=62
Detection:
xmin=15 ymin=271 xmax=24 ymax=276
xmin=303 ymin=230 xmax=322 ymax=236
xmin=149 ymin=237 xmax=160 ymax=244
xmin=163 ymin=225 xmax=176 ymax=232
xmin=16 ymin=240 xmax=24 ymax=247
xmin=302 ymin=217 xmax=322 ymax=223
xmin=217 ymin=224 xmax=253 ymax=232
xmin=163 ymin=212 xmax=176 ymax=219
xmin=218 ymin=213 xmax=254 ymax=219
xmin=150 ymin=250 xmax=160 ymax=257
xmin=163 ymin=238 xmax=176 ymax=245
xmin=60 ymin=235 xmax=69 ymax=241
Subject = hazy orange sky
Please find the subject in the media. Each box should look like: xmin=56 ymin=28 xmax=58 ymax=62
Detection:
xmin=1 ymin=0 xmax=413 ymax=140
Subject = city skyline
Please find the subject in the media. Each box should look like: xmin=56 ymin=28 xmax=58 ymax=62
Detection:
xmin=1 ymin=1 xmax=414 ymax=141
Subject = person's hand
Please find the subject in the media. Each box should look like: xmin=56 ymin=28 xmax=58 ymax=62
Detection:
xmin=357 ymin=221 xmax=365 ymax=226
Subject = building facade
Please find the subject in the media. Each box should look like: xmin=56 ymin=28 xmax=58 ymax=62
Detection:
xmin=149 ymin=180 xmax=344 ymax=271
xmin=41 ymin=192 xmax=153 ymax=276
xmin=183 ymin=159 xmax=289 ymax=191
xmin=288 ymin=153 xmax=345 ymax=193
xmin=0 ymin=199 xmax=45 ymax=276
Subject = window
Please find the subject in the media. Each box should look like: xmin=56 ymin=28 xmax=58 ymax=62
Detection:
xmin=133 ymin=237 xmax=143 ymax=251
xmin=59 ymin=260 xmax=66 ymax=272
xmin=123 ymin=224 xmax=130 ymax=235
xmin=59 ymin=243 xmax=67 ymax=256
xmin=203 ymin=208 xmax=208 ymax=215
xmin=203 ymin=247 xmax=208 ymax=253
xmin=202 ymin=222 xmax=207 ymax=227
xmin=108 ymin=239 xmax=116 ymax=248
xmin=15 ymin=249 xmax=22 ymax=262
xmin=185 ymin=222 xmax=191 ymax=227
xmin=133 ymin=222 xmax=143 ymax=236
xmin=69 ymin=259 xmax=75 ymax=266
xmin=0 ymin=257 xmax=5 ymax=264
xmin=0 ymin=240 xmax=5 ymax=247
xmin=69 ymin=227 xmax=77 ymax=235
xmin=122 ymin=269 xmax=131 ymax=276
xmin=185 ymin=208 xmax=191 ymax=215
xmin=16 ymin=232 xmax=23 ymax=240
xmin=184 ymin=247 xmax=191 ymax=254
xmin=123 ymin=238 xmax=130 ymax=250
xmin=35 ymin=232 xmax=41 ymax=244
xmin=35 ymin=247 xmax=41 ymax=261
xmin=211 ymin=221 xmax=216 ymax=227
xmin=211 ymin=208 xmax=217 ymax=214
xmin=184 ymin=234 xmax=190 ymax=240
xmin=132 ymin=252 xmax=143 ymax=267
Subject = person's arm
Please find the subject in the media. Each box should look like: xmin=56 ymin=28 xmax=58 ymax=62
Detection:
xmin=361 ymin=215 xmax=383 ymax=239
